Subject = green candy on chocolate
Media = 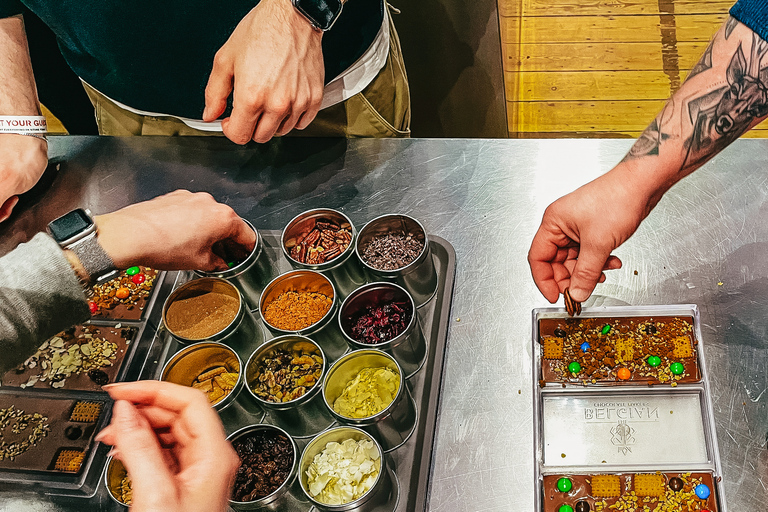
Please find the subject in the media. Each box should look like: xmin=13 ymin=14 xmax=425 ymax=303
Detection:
xmin=126 ymin=266 xmax=140 ymax=276
xmin=670 ymin=362 xmax=685 ymax=375
xmin=647 ymin=356 xmax=661 ymax=367
xmin=567 ymin=362 xmax=581 ymax=374
xmin=601 ymin=324 xmax=611 ymax=335
xmin=557 ymin=477 xmax=573 ymax=492
xmin=559 ymin=505 xmax=574 ymax=512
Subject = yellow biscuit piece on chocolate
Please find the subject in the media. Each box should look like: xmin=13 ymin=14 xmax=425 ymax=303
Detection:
xmin=54 ymin=450 xmax=85 ymax=472
xmin=70 ymin=401 xmax=103 ymax=423
xmin=672 ymin=336 xmax=694 ymax=358
xmin=614 ymin=337 xmax=636 ymax=362
xmin=591 ymin=474 xmax=621 ymax=498
xmin=542 ymin=336 xmax=564 ymax=360
xmin=634 ymin=474 xmax=665 ymax=497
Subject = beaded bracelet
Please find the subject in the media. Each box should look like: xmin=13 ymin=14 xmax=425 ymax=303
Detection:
xmin=20 ymin=133 xmax=48 ymax=143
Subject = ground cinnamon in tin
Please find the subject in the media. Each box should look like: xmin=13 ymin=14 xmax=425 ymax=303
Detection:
xmin=165 ymin=291 xmax=240 ymax=339
xmin=263 ymin=291 xmax=332 ymax=331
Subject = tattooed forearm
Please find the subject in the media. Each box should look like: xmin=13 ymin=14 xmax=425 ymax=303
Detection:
xmin=621 ymin=17 xmax=768 ymax=173
xmin=683 ymin=33 xmax=768 ymax=169
xmin=621 ymin=116 xmax=670 ymax=163
xmin=687 ymin=41 xmax=714 ymax=80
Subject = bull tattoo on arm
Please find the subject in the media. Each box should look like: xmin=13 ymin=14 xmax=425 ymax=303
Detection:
xmin=683 ymin=34 xmax=768 ymax=169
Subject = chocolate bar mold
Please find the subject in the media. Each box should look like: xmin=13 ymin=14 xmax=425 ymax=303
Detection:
xmin=532 ymin=305 xmax=726 ymax=512
xmin=0 ymin=388 xmax=112 ymax=496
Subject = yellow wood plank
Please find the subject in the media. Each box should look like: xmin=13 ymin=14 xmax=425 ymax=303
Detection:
xmin=511 ymin=99 xmax=667 ymax=132
xmin=511 ymin=71 xmax=672 ymax=102
xmin=508 ymin=100 xmax=768 ymax=133
xmin=505 ymin=42 xmax=707 ymax=72
xmin=509 ymin=129 xmax=768 ymax=138
xmin=740 ymin=129 xmax=768 ymax=138
xmin=499 ymin=0 xmax=731 ymax=18
xmin=501 ymin=14 xmax=725 ymax=43
xmin=509 ymin=131 xmax=640 ymax=138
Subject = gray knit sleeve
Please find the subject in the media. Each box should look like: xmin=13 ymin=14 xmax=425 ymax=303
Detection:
xmin=0 ymin=232 xmax=90 ymax=374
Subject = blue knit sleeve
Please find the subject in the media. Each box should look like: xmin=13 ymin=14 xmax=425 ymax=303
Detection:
xmin=731 ymin=0 xmax=768 ymax=43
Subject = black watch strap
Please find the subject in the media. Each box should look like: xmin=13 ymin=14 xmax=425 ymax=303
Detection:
xmin=69 ymin=234 xmax=119 ymax=284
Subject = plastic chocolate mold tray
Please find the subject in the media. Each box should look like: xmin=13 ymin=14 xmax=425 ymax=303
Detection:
xmin=532 ymin=305 xmax=726 ymax=512
xmin=0 ymin=390 xmax=111 ymax=494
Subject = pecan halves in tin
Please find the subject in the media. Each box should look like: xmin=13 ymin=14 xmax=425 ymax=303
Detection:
xmin=563 ymin=288 xmax=581 ymax=317
xmin=288 ymin=218 xmax=352 ymax=265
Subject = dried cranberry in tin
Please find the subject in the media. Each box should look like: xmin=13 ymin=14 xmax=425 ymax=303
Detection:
xmin=349 ymin=300 xmax=412 ymax=345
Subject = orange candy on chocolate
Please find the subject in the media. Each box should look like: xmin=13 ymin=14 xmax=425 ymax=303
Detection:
xmin=115 ymin=287 xmax=131 ymax=299
xmin=617 ymin=368 xmax=631 ymax=380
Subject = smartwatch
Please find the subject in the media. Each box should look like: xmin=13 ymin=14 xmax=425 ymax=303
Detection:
xmin=47 ymin=208 xmax=119 ymax=285
xmin=292 ymin=0 xmax=343 ymax=31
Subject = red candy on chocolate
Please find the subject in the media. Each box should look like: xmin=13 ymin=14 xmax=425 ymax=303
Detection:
xmin=131 ymin=273 xmax=146 ymax=284
xmin=88 ymin=301 xmax=98 ymax=314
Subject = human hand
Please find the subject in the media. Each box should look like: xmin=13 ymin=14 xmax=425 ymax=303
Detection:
xmin=95 ymin=381 xmax=239 ymax=512
xmin=528 ymin=166 xmax=654 ymax=303
xmin=94 ymin=190 xmax=256 ymax=271
xmin=203 ymin=0 xmax=325 ymax=144
xmin=0 ymin=134 xmax=48 ymax=222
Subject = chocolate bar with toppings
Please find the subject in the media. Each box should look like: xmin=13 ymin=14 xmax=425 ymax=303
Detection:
xmin=2 ymin=324 xmax=138 ymax=391
xmin=539 ymin=316 xmax=701 ymax=386
xmin=0 ymin=394 xmax=105 ymax=473
xmin=89 ymin=266 xmax=158 ymax=321
xmin=542 ymin=472 xmax=718 ymax=511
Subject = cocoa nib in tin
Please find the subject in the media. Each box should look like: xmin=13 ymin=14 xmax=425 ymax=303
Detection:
xmin=285 ymin=218 xmax=352 ymax=265
xmin=349 ymin=300 xmax=413 ymax=344
xmin=362 ymin=232 xmax=424 ymax=271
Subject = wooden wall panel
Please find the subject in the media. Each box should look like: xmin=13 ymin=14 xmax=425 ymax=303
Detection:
xmin=505 ymin=42 xmax=707 ymax=72
xmin=512 ymin=71 xmax=673 ymax=101
xmin=500 ymin=0 xmax=732 ymax=17
xmin=497 ymin=0 xmax=768 ymax=138
xmin=501 ymin=14 xmax=725 ymax=44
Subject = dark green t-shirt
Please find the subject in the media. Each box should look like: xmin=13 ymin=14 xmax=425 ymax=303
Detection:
xmin=1 ymin=0 xmax=383 ymax=118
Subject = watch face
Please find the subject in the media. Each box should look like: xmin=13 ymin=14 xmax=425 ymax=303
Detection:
xmin=295 ymin=0 xmax=342 ymax=31
xmin=48 ymin=209 xmax=94 ymax=244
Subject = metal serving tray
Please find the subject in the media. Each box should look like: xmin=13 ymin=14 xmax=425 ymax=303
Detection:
xmin=135 ymin=230 xmax=457 ymax=512
xmin=532 ymin=305 xmax=726 ymax=512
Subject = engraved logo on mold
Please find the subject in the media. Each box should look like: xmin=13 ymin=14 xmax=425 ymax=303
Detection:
xmin=610 ymin=420 xmax=636 ymax=455
xmin=584 ymin=402 xmax=659 ymax=422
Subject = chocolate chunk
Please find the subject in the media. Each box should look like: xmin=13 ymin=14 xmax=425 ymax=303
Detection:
xmin=87 ymin=369 xmax=110 ymax=386
xmin=64 ymin=426 xmax=82 ymax=440
xmin=554 ymin=328 xmax=567 ymax=338
xmin=575 ymin=501 xmax=590 ymax=512
xmin=668 ymin=477 xmax=684 ymax=491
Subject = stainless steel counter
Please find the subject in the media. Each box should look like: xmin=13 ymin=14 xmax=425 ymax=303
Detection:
xmin=2 ymin=136 xmax=767 ymax=510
